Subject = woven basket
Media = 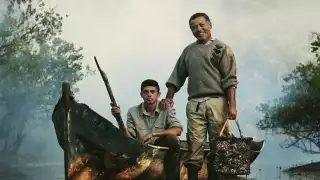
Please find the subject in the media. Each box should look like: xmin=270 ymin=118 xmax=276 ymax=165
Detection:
xmin=213 ymin=119 xmax=253 ymax=176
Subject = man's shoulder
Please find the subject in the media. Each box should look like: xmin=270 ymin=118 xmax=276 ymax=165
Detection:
xmin=212 ymin=38 xmax=235 ymax=58
xmin=213 ymin=38 xmax=232 ymax=50
xmin=127 ymin=103 xmax=142 ymax=114
xmin=160 ymin=105 xmax=177 ymax=116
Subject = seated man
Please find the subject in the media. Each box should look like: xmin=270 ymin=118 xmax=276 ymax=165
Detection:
xmin=111 ymin=79 xmax=183 ymax=180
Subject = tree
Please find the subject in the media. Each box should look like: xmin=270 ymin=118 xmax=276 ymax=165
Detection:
xmin=257 ymin=32 xmax=320 ymax=154
xmin=0 ymin=0 xmax=93 ymax=155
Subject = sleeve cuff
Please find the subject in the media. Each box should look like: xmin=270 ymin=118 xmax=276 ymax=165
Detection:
xmin=222 ymin=79 xmax=238 ymax=90
xmin=165 ymin=82 xmax=180 ymax=92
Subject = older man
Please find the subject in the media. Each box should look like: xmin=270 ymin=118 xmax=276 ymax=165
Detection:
xmin=111 ymin=79 xmax=183 ymax=180
xmin=160 ymin=13 xmax=238 ymax=180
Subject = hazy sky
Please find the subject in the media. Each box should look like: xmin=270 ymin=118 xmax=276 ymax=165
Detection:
xmin=31 ymin=0 xmax=320 ymax=169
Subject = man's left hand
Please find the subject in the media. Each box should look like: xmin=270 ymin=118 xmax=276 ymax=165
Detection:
xmin=141 ymin=133 xmax=153 ymax=144
xmin=159 ymin=98 xmax=174 ymax=110
xmin=228 ymin=105 xmax=237 ymax=120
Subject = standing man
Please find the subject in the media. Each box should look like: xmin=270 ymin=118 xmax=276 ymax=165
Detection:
xmin=111 ymin=79 xmax=183 ymax=180
xmin=160 ymin=13 xmax=238 ymax=180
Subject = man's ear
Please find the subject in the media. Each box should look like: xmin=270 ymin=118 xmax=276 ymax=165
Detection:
xmin=208 ymin=21 xmax=212 ymax=29
xmin=158 ymin=92 xmax=161 ymax=98
xmin=140 ymin=92 xmax=143 ymax=98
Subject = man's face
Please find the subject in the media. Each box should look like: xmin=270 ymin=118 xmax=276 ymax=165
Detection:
xmin=140 ymin=86 xmax=160 ymax=105
xmin=189 ymin=16 xmax=212 ymax=42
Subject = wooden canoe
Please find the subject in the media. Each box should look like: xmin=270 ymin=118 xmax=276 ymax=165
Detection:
xmin=52 ymin=97 xmax=264 ymax=180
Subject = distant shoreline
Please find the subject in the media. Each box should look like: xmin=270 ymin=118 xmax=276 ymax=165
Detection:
xmin=0 ymin=161 xmax=63 ymax=168
xmin=10 ymin=162 xmax=63 ymax=167
xmin=284 ymin=162 xmax=320 ymax=172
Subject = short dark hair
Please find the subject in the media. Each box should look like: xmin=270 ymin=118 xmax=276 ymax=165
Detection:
xmin=189 ymin=12 xmax=211 ymax=24
xmin=141 ymin=79 xmax=160 ymax=92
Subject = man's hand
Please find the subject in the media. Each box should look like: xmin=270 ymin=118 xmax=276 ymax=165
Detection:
xmin=141 ymin=133 xmax=153 ymax=144
xmin=160 ymin=86 xmax=176 ymax=110
xmin=110 ymin=103 xmax=121 ymax=117
xmin=159 ymin=98 xmax=174 ymax=110
xmin=228 ymin=105 xmax=237 ymax=120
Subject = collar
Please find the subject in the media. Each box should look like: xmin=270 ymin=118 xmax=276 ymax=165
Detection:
xmin=139 ymin=101 xmax=160 ymax=116
xmin=196 ymin=36 xmax=217 ymax=45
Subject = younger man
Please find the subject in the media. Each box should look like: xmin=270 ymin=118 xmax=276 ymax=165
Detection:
xmin=111 ymin=79 xmax=183 ymax=180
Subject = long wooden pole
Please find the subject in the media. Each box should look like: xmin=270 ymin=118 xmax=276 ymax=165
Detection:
xmin=62 ymin=82 xmax=72 ymax=180
xmin=94 ymin=56 xmax=130 ymax=137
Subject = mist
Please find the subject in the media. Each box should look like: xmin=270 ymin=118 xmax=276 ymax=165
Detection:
xmin=1 ymin=0 xmax=320 ymax=179
xmin=45 ymin=0 xmax=320 ymax=168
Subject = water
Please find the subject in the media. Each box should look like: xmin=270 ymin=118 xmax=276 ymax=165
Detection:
xmin=0 ymin=165 xmax=319 ymax=180
xmin=0 ymin=165 xmax=64 ymax=180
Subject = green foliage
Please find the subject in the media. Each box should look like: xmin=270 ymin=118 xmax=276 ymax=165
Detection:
xmin=257 ymin=32 xmax=320 ymax=154
xmin=0 ymin=0 xmax=94 ymax=153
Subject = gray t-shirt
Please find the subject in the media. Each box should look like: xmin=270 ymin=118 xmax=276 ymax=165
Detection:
xmin=166 ymin=38 xmax=238 ymax=100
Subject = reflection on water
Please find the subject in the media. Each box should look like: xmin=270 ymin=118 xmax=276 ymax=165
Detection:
xmin=0 ymin=165 xmax=64 ymax=180
xmin=0 ymin=165 xmax=319 ymax=180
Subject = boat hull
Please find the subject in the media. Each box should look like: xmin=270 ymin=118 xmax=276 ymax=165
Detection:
xmin=52 ymin=97 xmax=264 ymax=179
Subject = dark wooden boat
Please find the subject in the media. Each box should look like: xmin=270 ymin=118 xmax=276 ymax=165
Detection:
xmin=52 ymin=96 xmax=264 ymax=180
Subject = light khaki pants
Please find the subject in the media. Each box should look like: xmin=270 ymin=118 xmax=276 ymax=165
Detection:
xmin=183 ymin=97 xmax=229 ymax=169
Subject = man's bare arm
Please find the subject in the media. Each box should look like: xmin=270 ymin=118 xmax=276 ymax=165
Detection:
xmin=166 ymin=86 xmax=176 ymax=99
xmin=219 ymin=46 xmax=238 ymax=119
xmin=226 ymin=87 xmax=236 ymax=108
xmin=152 ymin=127 xmax=182 ymax=137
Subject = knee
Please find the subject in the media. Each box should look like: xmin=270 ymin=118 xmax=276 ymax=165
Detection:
xmin=183 ymin=140 xmax=205 ymax=169
xmin=165 ymin=135 xmax=180 ymax=148
xmin=166 ymin=135 xmax=180 ymax=143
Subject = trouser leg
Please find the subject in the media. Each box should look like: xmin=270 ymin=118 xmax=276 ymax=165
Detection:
xmin=154 ymin=135 xmax=180 ymax=180
xmin=206 ymin=97 xmax=228 ymax=180
xmin=183 ymin=100 xmax=208 ymax=180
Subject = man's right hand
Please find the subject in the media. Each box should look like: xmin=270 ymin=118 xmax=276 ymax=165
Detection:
xmin=159 ymin=98 xmax=174 ymax=110
xmin=110 ymin=103 xmax=121 ymax=117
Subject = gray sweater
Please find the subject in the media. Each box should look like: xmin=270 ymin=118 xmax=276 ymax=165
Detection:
xmin=166 ymin=38 xmax=238 ymax=100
